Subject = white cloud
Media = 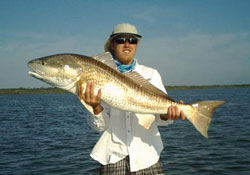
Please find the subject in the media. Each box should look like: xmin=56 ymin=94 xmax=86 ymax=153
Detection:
xmin=130 ymin=6 xmax=162 ymax=23
xmin=1 ymin=30 xmax=249 ymax=88
xmin=138 ymin=32 xmax=250 ymax=85
xmin=0 ymin=32 xmax=104 ymax=88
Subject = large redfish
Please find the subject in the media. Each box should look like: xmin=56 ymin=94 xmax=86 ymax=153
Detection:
xmin=28 ymin=52 xmax=225 ymax=138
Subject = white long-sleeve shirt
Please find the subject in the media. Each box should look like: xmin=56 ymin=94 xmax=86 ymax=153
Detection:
xmin=87 ymin=62 xmax=173 ymax=172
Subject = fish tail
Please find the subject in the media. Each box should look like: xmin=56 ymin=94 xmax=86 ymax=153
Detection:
xmin=187 ymin=101 xmax=225 ymax=138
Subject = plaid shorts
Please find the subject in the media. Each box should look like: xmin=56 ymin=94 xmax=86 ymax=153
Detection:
xmin=100 ymin=156 xmax=165 ymax=175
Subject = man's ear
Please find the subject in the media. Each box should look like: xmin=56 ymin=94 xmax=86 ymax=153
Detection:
xmin=110 ymin=41 xmax=115 ymax=51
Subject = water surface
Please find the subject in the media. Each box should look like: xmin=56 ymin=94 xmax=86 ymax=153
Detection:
xmin=0 ymin=88 xmax=249 ymax=175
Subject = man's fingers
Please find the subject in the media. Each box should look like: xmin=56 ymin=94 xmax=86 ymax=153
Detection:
xmin=167 ymin=105 xmax=185 ymax=120
xmin=171 ymin=106 xmax=176 ymax=119
xmin=179 ymin=100 xmax=185 ymax=120
xmin=90 ymin=82 xmax=94 ymax=100
xmin=167 ymin=106 xmax=171 ymax=119
xmin=83 ymin=82 xmax=102 ymax=104
xmin=96 ymin=89 xmax=102 ymax=101
xmin=79 ymin=86 xmax=84 ymax=99
xmin=168 ymin=106 xmax=175 ymax=120
xmin=85 ymin=83 xmax=91 ymax=101
xmin=78 ymin=82 xmax=85 ymax=100
xmin=175 ymin=106 xmax=180 ymax=119
xmin=180 ymin=111 xmax=185 ymax=120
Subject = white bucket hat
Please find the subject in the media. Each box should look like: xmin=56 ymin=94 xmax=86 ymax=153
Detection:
xmin=104 ymin=23 xmax=142 ymax=52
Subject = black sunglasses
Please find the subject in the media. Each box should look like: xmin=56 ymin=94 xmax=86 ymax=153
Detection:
xmin=114 ymin=37 xmax=138 ymax=45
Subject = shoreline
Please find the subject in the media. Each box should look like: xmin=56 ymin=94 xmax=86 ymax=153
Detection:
xmin=166 ymin=84 xmax=250 ymax=90
xmin=0 ymin=84 xmax=249 ymax=95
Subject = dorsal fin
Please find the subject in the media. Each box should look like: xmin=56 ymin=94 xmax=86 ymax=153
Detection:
xmin=125 ymin=71 xmax=175 ymax=102
xmin=92 ymin=52 xmax=174 ymax=102
xmin=92 ymin=52 xmax=119 ymax=72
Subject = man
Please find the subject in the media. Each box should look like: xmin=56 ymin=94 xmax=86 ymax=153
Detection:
xmin=79 ymin=23 xmax=185 ymax=175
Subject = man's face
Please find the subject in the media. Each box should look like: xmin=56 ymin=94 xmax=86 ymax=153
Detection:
xmin=111 ymin=35 xmax=138 ymax=65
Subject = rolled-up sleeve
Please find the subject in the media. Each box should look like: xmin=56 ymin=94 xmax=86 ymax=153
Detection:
xmin=87 ymin=102 xmax=111 ymax=132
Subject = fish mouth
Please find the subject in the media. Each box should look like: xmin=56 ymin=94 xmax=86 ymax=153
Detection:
xmin=28 ymin=60 xmax=46 ymax=80
xmin=28 ymin=70 xmax=44 ymax=80
xmin=27 ymin=60 xmax=80 ymax=93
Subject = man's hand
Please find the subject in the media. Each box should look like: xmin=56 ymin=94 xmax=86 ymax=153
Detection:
xmin=160 ymin=101 xmax=186 ymax=121
xmin=78 ymin=82 xmax=103 ymax=115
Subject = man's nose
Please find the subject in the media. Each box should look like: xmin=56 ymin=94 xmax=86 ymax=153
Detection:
xmin=124 ymin=41 xmax=130 ymax=47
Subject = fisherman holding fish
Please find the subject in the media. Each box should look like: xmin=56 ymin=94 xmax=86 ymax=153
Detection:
xmin=79 ymin=23 xmax=185 ymax=175
xmin=28 ymin=22 xmax=224 ymax=174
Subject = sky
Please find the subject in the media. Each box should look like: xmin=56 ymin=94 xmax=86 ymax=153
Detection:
xmin=0 ymin=0 xmax=250 ymax=88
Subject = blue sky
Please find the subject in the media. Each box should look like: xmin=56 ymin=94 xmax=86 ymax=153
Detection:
xmin=0 ymin=0 xmax=250 ymax=88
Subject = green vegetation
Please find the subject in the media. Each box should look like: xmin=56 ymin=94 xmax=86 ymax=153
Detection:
xmin=165 ymin=84 xmax=250 ymax=90
xmin=0 ymin=87 xmax=67 ymax=95
xmin=0 ymin=84 xmax=249 ymax=95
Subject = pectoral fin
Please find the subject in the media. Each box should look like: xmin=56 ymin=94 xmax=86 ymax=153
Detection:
xmin=77 ymin=80 xmax=95 ymax=115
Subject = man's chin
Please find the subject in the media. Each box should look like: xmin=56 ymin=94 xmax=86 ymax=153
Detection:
xmin=121 ymin=57 xmax=134 ymax=64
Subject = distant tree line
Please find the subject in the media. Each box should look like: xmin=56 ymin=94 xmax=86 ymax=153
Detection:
xmin=0 ymin=87 xmax=67 ymax=95
xmin=0 ymin=84 xmax=249 ymax=95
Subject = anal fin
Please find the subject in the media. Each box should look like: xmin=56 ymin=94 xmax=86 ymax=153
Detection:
xmin=135 ymin=113 xmax=155 ymax=129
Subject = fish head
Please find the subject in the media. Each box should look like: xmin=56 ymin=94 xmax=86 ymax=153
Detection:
xmin=28 ymin=54 xmax=84 ymax=93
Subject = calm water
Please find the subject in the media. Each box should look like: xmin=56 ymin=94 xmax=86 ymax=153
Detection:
xmin=0 ymin=88 xmax=250 ymax=175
